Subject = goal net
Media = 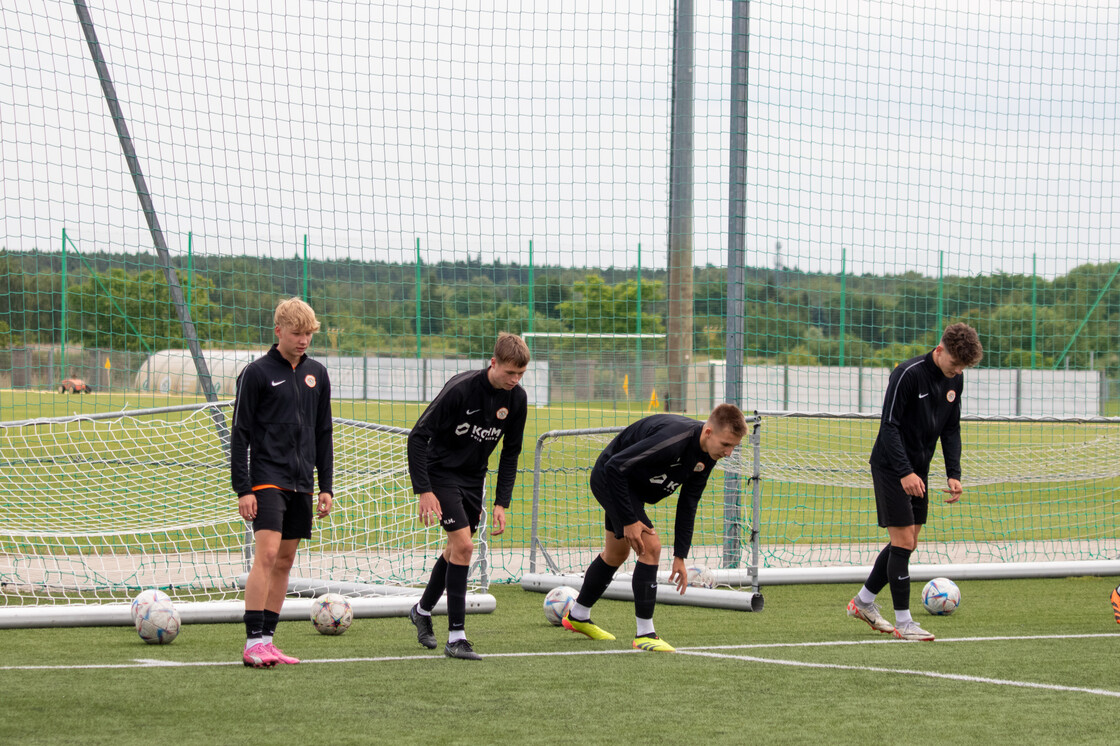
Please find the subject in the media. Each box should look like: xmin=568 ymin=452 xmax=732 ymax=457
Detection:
xmin=529 ymin=414 xmax=1120 ymax=588
xmin=528 ymin=423 xmax=760 ymax=590
xmin=0 ymin=402 xmax=489 ymax=624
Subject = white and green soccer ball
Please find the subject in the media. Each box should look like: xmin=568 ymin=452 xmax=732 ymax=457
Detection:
xmin=310 ymin=593 xmax=353 ymax=635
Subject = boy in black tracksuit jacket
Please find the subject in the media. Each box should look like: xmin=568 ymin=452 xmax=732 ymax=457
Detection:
xmin=848 ymin=322 xmax=982 ymax=641
xmin=406 ymin=333 xmax=530 ymax=660
xmin=232 ymin=298 xmax=333 ymax=668
xmin=562 ymin=405 xmax=747 ymax=653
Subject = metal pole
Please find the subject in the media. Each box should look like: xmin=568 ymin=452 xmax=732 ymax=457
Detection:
xmin=415 ymin=238 xmax=422 ymax=359
xmin=73 ymin=0 xmax=220 ymax=408
xmin=636 ymin=244 xmax=643 ymax=404
xmin=60 ymin=228 xmax=67 ymax=379
xmin=666 ymin=0 xmax=695 ymax=412
xmin=303 ymin=234 xmax=309 ymax=300
xmin=527 ymin=239 xmax=534 ymax=343
xmin=1030 ymin=253 xmax=1038 ymax=369
xmin=838 ymin=248 xmax=846 ymax=365
xmin=723 ymin=0 xmax=750 ymax=568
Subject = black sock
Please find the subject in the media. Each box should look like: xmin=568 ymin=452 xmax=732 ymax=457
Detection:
xmin=864 ymin=543 xmax=892 ymax=595
xmin=262 ymin=609 xmax=280 ymax=638
xmin=445 ymin=561 xmax=469 ymax=632
xmin=632 ymin=561 xmax=659 ymax=621
xmin=574 ymin=555 xmax=621 ymax=615
xmin=887 ymin=545 xmax=914 ymax=612
xmin=419 ymin=555 xmax=449 ymax=612
xmin=244 ymin=609 xmax=265 ymax=640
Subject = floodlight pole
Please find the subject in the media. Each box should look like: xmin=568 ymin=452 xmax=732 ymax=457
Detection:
xmin=723 ymin=0 xmax=751 ymax=569
xmin=73 ymin=0 xmax=221 ymax=412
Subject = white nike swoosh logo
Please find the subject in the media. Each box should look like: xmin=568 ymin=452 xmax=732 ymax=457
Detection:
xmin=271 ymin=380 xmax=285 ymax=387
xmin=918 ymin=392 xmax=929 ymax=398
xmin=466 ymin=409 xmax=480 ymax=415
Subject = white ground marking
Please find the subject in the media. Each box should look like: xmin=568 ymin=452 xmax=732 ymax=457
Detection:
xmin=3 ymin=631 xmax=1119 ymax=701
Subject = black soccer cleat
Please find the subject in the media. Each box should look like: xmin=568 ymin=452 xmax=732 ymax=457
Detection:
xmin=410 ymin=604 xmax=438 ymax=649
xmin=443 ymin=639 xmax=482 ymax=660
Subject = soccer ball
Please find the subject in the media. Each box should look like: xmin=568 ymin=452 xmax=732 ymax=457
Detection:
xmin=310 ymin=593 xmax=353 ymax=635
xmin=543 ymin=585 xmax=578 ymax=626
xmin=135 ymin=599 xmax=181 ymax=644
xmin=130 ymin=588 xmax=172 ymax=623
xmin=686 ymin=565 xmax=715 ymax=589
xmin=921 ymin=577 xmax=961 ymax=615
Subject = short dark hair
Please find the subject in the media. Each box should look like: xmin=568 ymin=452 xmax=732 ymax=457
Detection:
xmin=941 ymin=323 xmax=983 ymax=366
xmin=707 ymin=403 xmax=747 ymax=438
xmin=493 ymin=333 xmax=530 ymax=367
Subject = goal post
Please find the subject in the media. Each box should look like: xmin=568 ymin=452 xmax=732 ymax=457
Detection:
xmin=527 ymin=412 xmax=1120 ymax=598
xmin=0 ymin=402 xmax=494 ymax=627
xmin=747 ymin=411 xmax=1120 ymax=584
xmin=527 ymin=419 xmax=764 ymax=611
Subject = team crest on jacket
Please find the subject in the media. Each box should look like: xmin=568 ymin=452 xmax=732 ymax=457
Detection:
xmin=694 ymin=462 xmax=706 ymax=472
xmin=304 ymin=374 xmax=317 ymax=388
xmin=496 ymin=407 xmax=509 ymax=420
xmin=946 ymin=390 xmax=956 ymax=403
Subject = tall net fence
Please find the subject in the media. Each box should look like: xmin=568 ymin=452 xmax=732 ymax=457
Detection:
xmin=2 ymin=2 xmax=1119 ymax=597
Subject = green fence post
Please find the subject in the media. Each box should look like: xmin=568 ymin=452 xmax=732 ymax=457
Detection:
xmin=838 ymin=247 xmax=846 ymax=366
xmin=415 ymin=238 xmax=422 ymax=359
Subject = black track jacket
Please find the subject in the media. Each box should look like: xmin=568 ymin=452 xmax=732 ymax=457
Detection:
xmin=869 ymin=351 xmax=963 ymax=482
xmin=407 ymin=367 xmax=528 ymax=508
xmin=230 ymin=345 xmax=334 ymax=497
xmin=591 ymin=414 xmax=717 ymax=559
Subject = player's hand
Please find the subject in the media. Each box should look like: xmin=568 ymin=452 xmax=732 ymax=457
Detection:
xmin=490 ymin=504 xmax=507 ymax=536
xmin=942 ymin=478 xmax=963 ymax=504
xmin=237 ymin=493 xmax=257 ymax=521
xmin=669 ymin=556 xmax=688 ymax=595
xmin=417 ymin=492 xmax=442 ymax=527
xmin=900 ymin=472 xmax=926 ymax=497
xmin=623 ymin=521 xmax=655 ymax=556
xmin=316 ymin=492 xmax=333 ymax=518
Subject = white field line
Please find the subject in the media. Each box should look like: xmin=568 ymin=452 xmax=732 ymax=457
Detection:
xmin=677 ymin=649 xmax=1120 ymax=699
xmin=4 ymin=632 xmax=1120 ymax=700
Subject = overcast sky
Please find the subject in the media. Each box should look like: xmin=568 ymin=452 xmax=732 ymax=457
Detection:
xmin=1 ymin=1 xmax=1117 ymax=279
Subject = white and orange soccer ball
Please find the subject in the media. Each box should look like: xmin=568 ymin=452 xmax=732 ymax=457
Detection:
xmin=311 ymin=593 xmax=353 ymax=635
xmin=543 ymin=585 xmax=578 ymax=626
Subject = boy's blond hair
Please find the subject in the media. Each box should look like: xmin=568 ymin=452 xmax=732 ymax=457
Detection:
xmin=274 ymin=297 xmax=321 ymax=333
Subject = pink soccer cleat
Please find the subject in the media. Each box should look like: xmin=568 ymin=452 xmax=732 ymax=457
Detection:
xmin=242 ymin=642 xmax=279 ymax=668
xmin=264 ymin=642 xmax=300 ymax=664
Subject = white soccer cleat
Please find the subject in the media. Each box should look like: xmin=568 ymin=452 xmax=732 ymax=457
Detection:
xmin=847 ymin=597 xmax=895 ymax=634
xmin=893 ymin=620 xmax=935 ymax=641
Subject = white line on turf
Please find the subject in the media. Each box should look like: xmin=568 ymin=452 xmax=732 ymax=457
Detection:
xmin=675 ymin=649 xmax=1120 ymax=699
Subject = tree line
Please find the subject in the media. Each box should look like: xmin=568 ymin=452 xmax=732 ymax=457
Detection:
xmin=0 ymin=250 xmax=1117 ymax=372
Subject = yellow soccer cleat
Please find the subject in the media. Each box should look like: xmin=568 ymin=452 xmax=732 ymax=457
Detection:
xmin=561 ymin=614 xmax=616 ymax=641
xmin=632 ymin=633 xmax=676 ymax=653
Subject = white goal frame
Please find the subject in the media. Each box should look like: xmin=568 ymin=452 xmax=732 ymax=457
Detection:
xmin=0 ymin=402 xmax=495 ymax=627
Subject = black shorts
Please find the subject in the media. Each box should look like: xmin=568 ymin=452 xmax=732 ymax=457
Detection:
xmin=589 ymin=470 xmax=653 ymax=539
xmin=433 ymin=482 xmax=483 ymax=534
xmin=252 ymin=488 xmax=314 ymax=540
xmin=872 ymin=468 xmax=929 ymax=528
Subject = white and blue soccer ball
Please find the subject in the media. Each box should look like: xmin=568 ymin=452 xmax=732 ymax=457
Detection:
xmin=543 ymin=585 xmax=579 ymax=626
xmin=130 ymin=588 xmax=172 ymax=623
xmin=135 ymin=599 xmax=181 ymax=644
xmin=686 ymin=565 xmax=715 ymax=589
xmin=311 ymin=593 xmax=353 ymax=635
xmin=921 ymin=577 xmax=961 ymax=615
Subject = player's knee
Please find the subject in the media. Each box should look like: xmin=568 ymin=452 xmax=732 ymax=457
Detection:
xmin=638 ymin=536 xmax=662 ymax=563
xmin=447 ymin=537 xmax=474 ymax=564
